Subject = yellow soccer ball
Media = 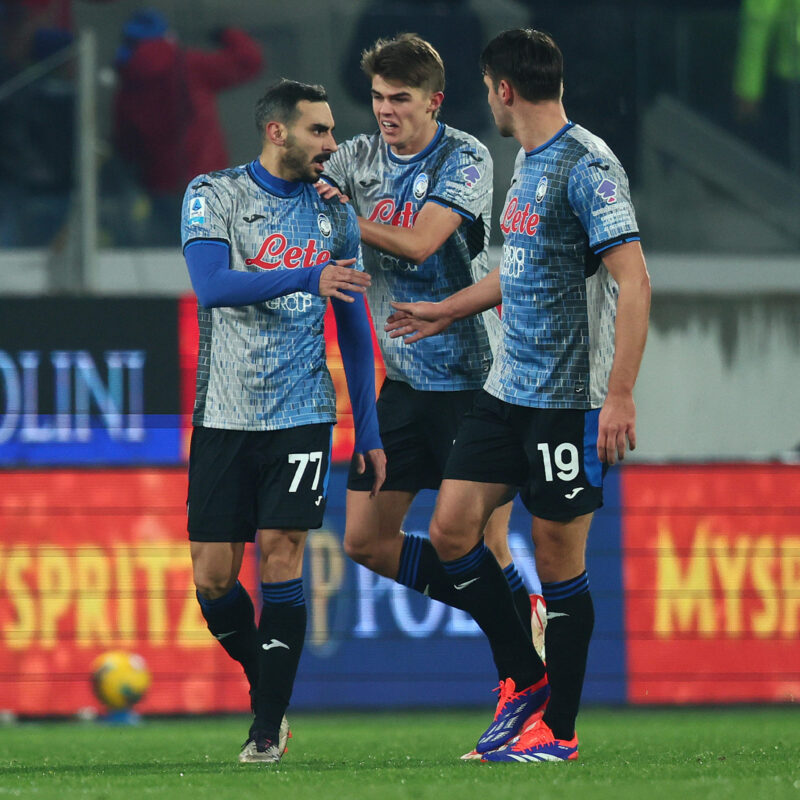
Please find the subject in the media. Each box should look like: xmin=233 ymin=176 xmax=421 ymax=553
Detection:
xmin=91 ymin=651 xmax=151 ymax=711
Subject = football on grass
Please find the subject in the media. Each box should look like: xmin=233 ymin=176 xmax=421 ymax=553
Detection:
xmin=91 ymin=651 xmax=151 ymax=710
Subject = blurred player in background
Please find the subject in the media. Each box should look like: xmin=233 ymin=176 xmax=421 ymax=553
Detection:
xmin=181 ymin=79 xmax=385 ymax=764
xmin=319 ymin=33 xmax=545 ymax=666
xmin=386 ymin=28 xmax=651 ymax=762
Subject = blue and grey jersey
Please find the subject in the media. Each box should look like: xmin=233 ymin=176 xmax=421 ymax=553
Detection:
xmin=485 ymin=123 xmax=640 ymax=410
xmin=181 ymin=161 xmax=362 ymax=431
xmin=323 ymin=123 xmax=496 ymax=390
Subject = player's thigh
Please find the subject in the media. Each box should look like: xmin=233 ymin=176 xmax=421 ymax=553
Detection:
xmin=253 ymin=424 xmax=333 ymax=531
xmin=190 ymin=540 xmax=246 ymax=597
xmin=431 ymin=479 xmax=513 ymax=559
xmin=187 ymin=426 xmax=258 ymax=543
xmin=520 ymin=407 xmax=606 ymax=522
xmin=257 ymin=528 xmax=308 ymax=582
xmin=531 ymin=512 xmax=593 ymax=583
xmin=344 ymin=488 xmax=415 ymax=547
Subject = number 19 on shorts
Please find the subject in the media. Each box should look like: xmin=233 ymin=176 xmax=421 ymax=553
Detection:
xmin=537 ymin=442 xmax=580 ymax=482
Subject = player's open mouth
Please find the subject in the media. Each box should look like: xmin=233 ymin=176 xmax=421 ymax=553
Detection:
xmin=381 ymin=121 xmax=398 ymax=131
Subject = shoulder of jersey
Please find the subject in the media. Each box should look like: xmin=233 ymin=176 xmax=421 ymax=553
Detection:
xmin=566 ymin=125 xmax=619 ymax=165
xmin=187 ymin=165 xmax=247 ymax=193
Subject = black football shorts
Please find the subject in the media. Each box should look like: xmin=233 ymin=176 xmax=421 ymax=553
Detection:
xmin=443 ymin=390 xmax=607 ymax=521
xmin=187 ymin=424 xmax=332 ymax=542
xmin=347 ymin=377 xmax=478 ymax=493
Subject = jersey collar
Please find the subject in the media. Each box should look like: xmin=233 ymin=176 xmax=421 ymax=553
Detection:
xmin=385 ymin=122 xmax=445 ymax=165
xmin=525 ymin=122 xmax=574 ymax=156
xmin=247 ymin=159 xmax=304 ymax=197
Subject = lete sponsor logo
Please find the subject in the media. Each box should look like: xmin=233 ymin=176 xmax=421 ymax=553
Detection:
xmin=500 ymin=197 xmax=540 ymax=236
xmin=368 ymin=199 xmax=418 ymax=228
xmin=245 ymin=233 xmax=331 ymax=270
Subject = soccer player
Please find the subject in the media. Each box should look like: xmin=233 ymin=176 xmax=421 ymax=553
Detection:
xmin=318 ymin=33 xmax=542 ymax=652
xmin=181 ymin=79 xmax=385 ymax=764
xmin=386 ymin=29 xmax=651 ymax=762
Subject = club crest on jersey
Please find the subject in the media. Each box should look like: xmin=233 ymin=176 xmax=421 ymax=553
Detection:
xmin=535 ymin=176 xmax=548 ymax=203
xmin=188 ymin=196 xmax=206 ymax=226
xmin=462 ymin=165 xmax=481 ymax=187
xmin=413 ymin=172 xmax=429 ymax=200
xmin=317 ymin=213 xmax=332 ymax=237
xmin=596 ymin=179 xmax=618 ymax=204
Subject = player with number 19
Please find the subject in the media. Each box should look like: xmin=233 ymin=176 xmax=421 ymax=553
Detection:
xmin=181 ymin=79 xmax=385 ymax=764
xmin=386 ymin=29 xmax=651 ymax=762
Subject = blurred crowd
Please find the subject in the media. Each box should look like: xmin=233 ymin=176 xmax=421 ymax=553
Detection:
xmin=0 ymin=0 xmax=797 ymax=250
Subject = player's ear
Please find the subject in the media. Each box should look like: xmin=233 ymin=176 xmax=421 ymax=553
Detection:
xmin=428 ymin=91 xmax=444 ymax=115
xmin=265 ymin=120 xmax=287 ymax=146
xmin=498 ymin=79 xmax=514 ymax=106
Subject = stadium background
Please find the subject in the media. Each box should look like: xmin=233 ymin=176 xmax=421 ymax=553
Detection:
xmin=0 ymin=0 xmax=798 ymax=717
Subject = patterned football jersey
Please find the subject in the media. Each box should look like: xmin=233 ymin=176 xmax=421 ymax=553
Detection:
xmin=484 ymin=123 xmax=640 ymax=410
xmin=181 ymin=161 xmax=362 ymax=431
xmin=323 ymin=123 xmax=497 ymax=391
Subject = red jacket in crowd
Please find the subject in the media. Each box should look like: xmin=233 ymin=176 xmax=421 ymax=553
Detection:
xmin=113 ymin=27 xmax=263 ymax=194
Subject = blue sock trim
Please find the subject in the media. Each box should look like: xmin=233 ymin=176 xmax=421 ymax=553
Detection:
xmin=196 ymin=581 xmax=244 ymax=610
xmin=541 ymin=571 xmax=589 ymax=602
xmin=441 ymin=542 xmax=488 ymax=576
xmin=397 ymin=534 xmax=423 ymax=589
xmin=261 ymin=578 xmax=305 ymax=607
xmin=503 ymin=562 xmax=524 ymax=592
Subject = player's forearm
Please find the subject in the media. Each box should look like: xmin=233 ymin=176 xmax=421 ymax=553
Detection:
xmin=184 ymin=240 xmax=321 ymax=308
xmin=441 ymin=267 xmax=502 ymax=321
xmin=357 ymin=217 xmax=433 ymax=265
xmin=332 ymin=295 xmax=382 ymax=453
xmin=606 ymin=271 xmax=651 ymax=396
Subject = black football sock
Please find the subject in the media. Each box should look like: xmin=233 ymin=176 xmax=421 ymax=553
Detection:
xmin=197 ymin=581 xmax=259 ymax=691
xmin=254 ymin=579 xmax=307 ymax=741
xmin=540 ymin=572 xmax=594 ymax=740
xmin=502 ymin=561 xmax=533 ymax=641
xmin=441 ymin=540 xmax=544 ymax=687
xmin=396 ymin=533 xmax=467 ymax=608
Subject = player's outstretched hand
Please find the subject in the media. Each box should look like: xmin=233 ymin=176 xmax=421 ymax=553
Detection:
xmin=319 ymin=258 xmax=371 ymax=301
xmin=597 ymin=391 xmax=636 ymax=465
xmin=385 ymin=301 xmax=453 ymax=343
xmin=353 ymin=448 xmax=387 ymax=497
xmin=315 ymin=181 xmax=350 ymax=203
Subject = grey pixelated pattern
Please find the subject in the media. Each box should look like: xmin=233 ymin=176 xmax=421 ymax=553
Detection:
xmin=323 ymin=124 xmax=494 ymax=390
xmin=484 ymin=124 xmax=639 ymax=410
xmin=181 ymin=165 xmax=361 ymax=430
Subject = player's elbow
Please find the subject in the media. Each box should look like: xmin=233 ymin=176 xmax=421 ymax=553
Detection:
xmin=193 ymin=285 xmax=221 ymax=309
xmin=405 ymin=241 xmax=436 ymax=265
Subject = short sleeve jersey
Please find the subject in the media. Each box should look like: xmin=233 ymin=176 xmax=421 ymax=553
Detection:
xmin=181 ymin=161 xmax=362 ymax=431
xmin=484 ymin=123 xmax=640 ymax=410
xmin=323 ymin=123 xmax=496 ymax=391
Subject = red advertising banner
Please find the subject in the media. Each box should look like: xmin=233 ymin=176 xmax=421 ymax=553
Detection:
xmin=178 ymin=296 xmax=385 ymax=463
xmin=623 ymin=464 xmax=800 ymax=704
xmin=0 ymin=470 xmax=255 ymax=715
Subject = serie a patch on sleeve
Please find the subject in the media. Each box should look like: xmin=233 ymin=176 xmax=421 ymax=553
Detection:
xmin=188 ymin=196 xmax=206 ymax=226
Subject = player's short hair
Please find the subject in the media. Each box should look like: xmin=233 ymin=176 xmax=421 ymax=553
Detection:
xmin=360 ymin=33 xmax=445 ymax=96
xmin=254 ymin=79 xmax=328 ymax=138
xmin=480 ymin=29 xmax=563 ymax=102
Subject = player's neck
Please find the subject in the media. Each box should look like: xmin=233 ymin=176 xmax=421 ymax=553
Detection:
xmin=389 ymin=119 xmax=440 ymax=157
xmin=258 ymin=152 xmax=299 ymax=185
xmin=515 ymin=103 xmax=569 ymax=153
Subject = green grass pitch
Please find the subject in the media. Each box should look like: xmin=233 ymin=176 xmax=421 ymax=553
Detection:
xmin=1 ymin=708 xmax=798 ymax=799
